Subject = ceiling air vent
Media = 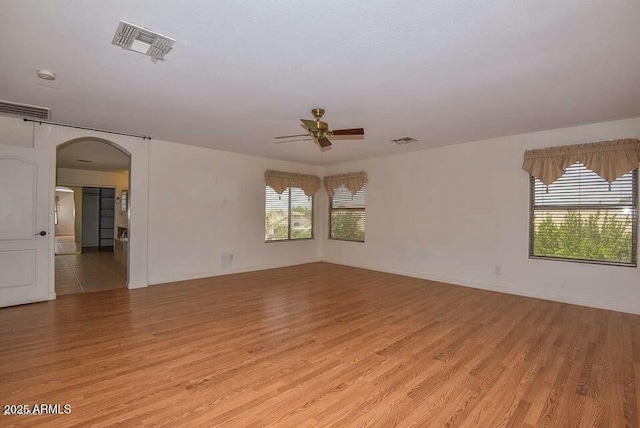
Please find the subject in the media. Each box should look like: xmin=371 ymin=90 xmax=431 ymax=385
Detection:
xmin=391 ymin=137 xmax=418 ymax=145
xmin=0 ymin=100 xmax=51 ymax=120
xmin=111 ymin=21 xmax=175 ymax=63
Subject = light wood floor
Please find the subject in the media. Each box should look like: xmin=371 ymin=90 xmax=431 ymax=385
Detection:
xmin=1 ymin=263 xmax=638 ymax=427
xmin=55 ymin=252 xmax=127 ymax=295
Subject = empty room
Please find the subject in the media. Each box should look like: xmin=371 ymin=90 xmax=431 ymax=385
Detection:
xmin=0 ymin=1 xmax=639 ymax=427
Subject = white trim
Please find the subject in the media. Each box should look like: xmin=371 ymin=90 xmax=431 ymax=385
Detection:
xmin=126 ymin=282 xmax=148 ymax=290
xmin=149 ymin=258 xmax=322 ymax=286
xmin=322 ymin=259 xmax=640 ymax=315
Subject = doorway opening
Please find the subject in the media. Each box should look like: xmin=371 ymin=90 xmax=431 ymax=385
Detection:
xmin=54 ymin=186 xmax=80 ymax=255
xmin=54 ymin=139 xmax=131 ymax=295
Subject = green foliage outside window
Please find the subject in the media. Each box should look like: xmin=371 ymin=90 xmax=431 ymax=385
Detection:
xmin=265 ymin=210 xmax=288 ymax=240
xmin=533 ymin=210 xmax=634 ymax=264
xmin=330 ymin=211 xmax=365 ymax=242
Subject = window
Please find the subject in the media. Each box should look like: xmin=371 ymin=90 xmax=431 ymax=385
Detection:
xmin=329 ymin=184 xmax=366 ymax=242
xmin=265 ymin=186 xmax=313 ymax=241
xmin=121 ymin=190 xmax=128 ymax=212
xmin=530 ymin=163 xmax=637 ymax=266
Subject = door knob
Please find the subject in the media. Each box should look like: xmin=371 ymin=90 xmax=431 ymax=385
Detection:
xmin=35 ymin=231 xmax=47 ymax=236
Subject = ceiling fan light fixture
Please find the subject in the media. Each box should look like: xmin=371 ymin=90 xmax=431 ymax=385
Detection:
xmin=275 ymin=108 xmax=365 ymax=150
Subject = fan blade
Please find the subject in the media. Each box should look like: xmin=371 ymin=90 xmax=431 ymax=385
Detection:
xmin=274 ymin=133 xmax=309 ymax=139
xmin=301 ymin=119 xmax=317 ymax=130
xmin=274 ymin=139 xmax=312 ymax=144
xmin=331 ymin=128 xmax=364 ymax=136
xmin=317 ymin=136 xmax=332 ymax=148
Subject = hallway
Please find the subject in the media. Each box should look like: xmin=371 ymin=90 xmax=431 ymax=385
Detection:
xmin=55 ymin=236 xmax=81 ymax=255
xmin=55 ymin=252 xmax=127 ymax=295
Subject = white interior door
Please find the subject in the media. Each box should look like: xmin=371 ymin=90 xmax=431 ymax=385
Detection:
xmin=0 ymin=145 xmax=50 ymax=307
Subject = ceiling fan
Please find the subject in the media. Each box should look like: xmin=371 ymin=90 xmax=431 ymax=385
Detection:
xmin=275 ymin=108 xmax=364 ymax=149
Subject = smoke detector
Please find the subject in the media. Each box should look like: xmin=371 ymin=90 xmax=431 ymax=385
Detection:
xmin=111 ymin=21 xmax=175 ymax=63
xmin=391 ymin=137 xmax=418 ymax=145
xmin=37 ymin=70 xmax=56 ymax=81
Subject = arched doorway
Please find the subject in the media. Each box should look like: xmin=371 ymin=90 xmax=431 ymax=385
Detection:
xmin=33 ymin=125 xmax=149 ymax=299
xmin=54 ymin=138 xmax=131 ymax=295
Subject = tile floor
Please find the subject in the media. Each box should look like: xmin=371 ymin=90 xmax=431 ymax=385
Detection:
xmin=55 ymin=252 xmax=127 ymax=295
xmin=55 ymin=236 xmax=81 ymax=255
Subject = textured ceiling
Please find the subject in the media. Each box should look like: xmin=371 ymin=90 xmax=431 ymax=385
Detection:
xmin=1 ymin=0 xmax=639 ymax=165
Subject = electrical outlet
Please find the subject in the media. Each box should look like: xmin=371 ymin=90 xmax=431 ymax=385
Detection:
xmin=494 ymin=265 xmax=502 ymax=275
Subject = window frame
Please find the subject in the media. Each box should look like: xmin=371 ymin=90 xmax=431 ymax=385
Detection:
xmin=265 ymin=186 xmax=314 ymax=243
xmin=528 ymin=168 xmax=638 ymax=267
xmin=328 ymin=185 xmax=366 ymax=243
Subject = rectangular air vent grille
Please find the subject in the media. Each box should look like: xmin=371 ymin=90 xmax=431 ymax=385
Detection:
xmin=0 ymin=100 xmax=51 ymax=120
xmin=112 ymin=21 xmax=175 ymax=62
xmin=391 ymin=136 xmax=418 ymax=145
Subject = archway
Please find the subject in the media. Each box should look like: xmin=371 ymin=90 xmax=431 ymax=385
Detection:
xmin=55 ymin=138 xmax=131 ymax=295
xmin=34 ymin=125 xmax=149 ymax=299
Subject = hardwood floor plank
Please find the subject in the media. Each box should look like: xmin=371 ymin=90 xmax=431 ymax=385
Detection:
xmin=0 ymin=262 xmax=638 ymax=427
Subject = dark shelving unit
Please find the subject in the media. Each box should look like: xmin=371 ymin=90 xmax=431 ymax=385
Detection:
xmin=99 ymin=187 xmax=115 ymax=251
xmin=82 ymin=187 xmax=116 ymax=252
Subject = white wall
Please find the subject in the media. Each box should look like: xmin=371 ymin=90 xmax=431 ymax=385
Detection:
xmin=322 ymin=117 xmax=640 ymax=314
xmin=2 ymin=114 xmax=639 ymax=314
xmin=0 ymin=116 xmax=324 ymax=294
xmin=57 ymin=168 xmax=129 ymax=227
xmin=54 ymin=191 xmax=75 ymax=236
xmin=0 ymin=116 xmax=34 ymax=147
xmin=147 ymin=140 xmax=323 ymax=284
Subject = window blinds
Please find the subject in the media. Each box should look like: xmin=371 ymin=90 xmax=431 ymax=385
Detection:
xmin=531 ymin=162 xmax=637 ymax=266
xmin=265 ymin=186 xmax=313 ymax=241
xmin=330 ymin=184 xmax=366 ymax=242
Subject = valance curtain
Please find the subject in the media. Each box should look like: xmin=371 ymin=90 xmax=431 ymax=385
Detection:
xmin=264 ymin=170 xmax=321 ymax=197
xmin=522 ymin=138 xmax=640 ymax=185
xmin=323 ymin=171 xmax=368 ymax=198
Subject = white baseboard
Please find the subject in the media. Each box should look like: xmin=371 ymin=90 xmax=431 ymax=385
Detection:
xmin=127 ymin=281 xmax=149 ymax=290
xmin=321 ymin=259 xmax=640 ymax=315
xmin=148 ymin=257 xmax=323 ymax=286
